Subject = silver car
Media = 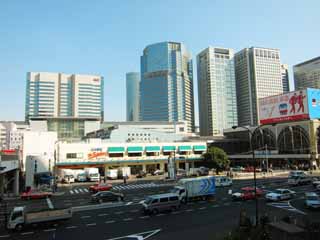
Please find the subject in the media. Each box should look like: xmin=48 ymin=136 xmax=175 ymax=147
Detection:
xmin=305 ymin=192 xmax=320 ymax=209
xmin=142 ymin=193 xmax=180 ymax=214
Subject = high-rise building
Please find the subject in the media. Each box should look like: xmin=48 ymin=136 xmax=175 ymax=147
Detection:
xmin=140 ymin=42 xmax=195 ymax=132
xmin=25 ymin=72 xmax=104 ymax=121
xmin=281 ymin=64 xmax=290 ymax=92
xmin=197 ymin=47 xmax=238 ymax=136
xmin=234 ymin=47 xmax=283 ymax=126
xmin=294 ymin=56 xmax=320 ymax=90
xmin=126 ymin=72 xmax=140 ymax=121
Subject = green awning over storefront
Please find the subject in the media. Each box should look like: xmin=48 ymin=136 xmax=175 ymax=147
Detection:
xmin=163 ymin=146 xmax=176 ymax=152
xmin=193 ymin=145 xmax=206 ymax=151
xmin=108 ymin=147 xmax=125 ymax=153
xmin=179 ymin=146 xmax=192 ymax=151
xmin=145 ymin=146 xmax=161 ymax=152
xmin=127 ymin=146 xmax=144 ymax=153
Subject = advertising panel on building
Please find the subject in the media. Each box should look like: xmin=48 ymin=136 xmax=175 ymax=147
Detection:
xmin=259 ymin=88 xmax=320 ymax=124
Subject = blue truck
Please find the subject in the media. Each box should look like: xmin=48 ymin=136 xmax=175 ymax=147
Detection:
xmin=171 ymin=176 xmax=215 ymax=202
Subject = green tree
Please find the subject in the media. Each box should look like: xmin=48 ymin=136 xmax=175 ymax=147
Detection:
xmin=203 ymin=146 xmax=230 ymax=174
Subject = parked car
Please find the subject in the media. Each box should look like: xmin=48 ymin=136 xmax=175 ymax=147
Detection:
xmin=231 ymin=166 xmax=244 ymax=172
xmin=136 ymin=170 xmax=147 ymax=178
xmin=176 ymin=169 xmax=187 ymax=179
xmin=91 ymin=191 xmax=124 ymax=203
xmin=21 ymin=189 xmax=52 ymax=200
xmin=198 ymin=166 xmax=209 ymax=176
xmin=142 ymin=193 xmax=180 ymax=214
xmin=232 ymin=187 xmax=263 ymax=201
xmin=265 ymin=189 xmax=296 ymax=201
xmin=288 ymin=170 xmax=307 ymax=178
xmin=288 ymin=175 xmax=311 ymax=186
xmin=152 ymin=169 xmax=164 ymax=176
xmin=89 ymin=183 xmax=112 ymax=193
xmin=304 ymin=192 xmax=320 ymax=209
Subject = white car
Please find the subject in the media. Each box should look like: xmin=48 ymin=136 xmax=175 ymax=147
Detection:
xmin=305 ymin=192 xmax=320 ymax=209
xmin=265 ymin=189 xmax=296 ymax=201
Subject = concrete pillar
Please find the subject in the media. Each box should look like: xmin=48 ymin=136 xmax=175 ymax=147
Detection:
xmin=160 ymin=163 xmax=165 ymax=171
xmin=13 ymin=169 xmax=19 ymax=196
xmin=142 ymin=164 xmax=147 ymax=172
xmin=185 ymin=162 xmax=190 ymax=172
xmin=176 ymin=162 xmax=179 ymax=170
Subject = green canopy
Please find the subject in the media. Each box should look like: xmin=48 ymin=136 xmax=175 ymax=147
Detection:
xmin=193 ymin=145 xmax=206 ymax=151
xmin=179 ymin=146 xmax=192 ymax=151
xmin=163 ymin=146 xmax=176 ymax=152
xmin=108 ymin=147 xmax=125 ymax=153
xmin=145 ymin=146 xmax=161 ymax=152
xmin=127 ymin=146 xmax=144 ymax=153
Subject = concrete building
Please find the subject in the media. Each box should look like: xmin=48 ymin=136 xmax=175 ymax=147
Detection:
xmin=56 ymin=140 xmax=207 ymax=175
xmin=234 ymin=47 xmax=283 ymax=126
xmin=294 ymin=56 xmax=320 ymax=90
xmin=86 ymin=121 xmax=191 ymax=143
xmin=197 ymin=47 xmax=238 ymax=136
xmin=281 ymin=64 xmax=290 ymax=92
xmin=0 ymin=121 xmax=30 ymax=150
xmin=0 ymin=150 xmax=20 ymax=196
xmin=126 ymin=72 xmax=140 ymax=121
xmin=140 ymin=42 xmax=195 ymax=132
xmin=25 ymin=72 xmax=104 ymax=121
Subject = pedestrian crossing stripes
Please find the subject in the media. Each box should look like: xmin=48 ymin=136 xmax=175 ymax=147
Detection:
xmin=69 ymin=182 xmax=171 ymax=195
xmin=267 ymin=201 xmax=306 ymax=215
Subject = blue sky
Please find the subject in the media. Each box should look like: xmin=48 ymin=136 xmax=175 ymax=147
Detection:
xmin=0 ymin=0 xmax=319 ymax=123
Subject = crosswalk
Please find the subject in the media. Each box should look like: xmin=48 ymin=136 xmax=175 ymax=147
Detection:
xmin=69 ymin=182 xmax=171 ymax=195
xmin=267 ymin=201 xmax=306 ymax=215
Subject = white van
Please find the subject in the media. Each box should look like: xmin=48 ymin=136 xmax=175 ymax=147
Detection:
xmin=142 ymin=193 xmax=180 ymax=214
xmin=215 ymin=176 xmax=232 ymax=187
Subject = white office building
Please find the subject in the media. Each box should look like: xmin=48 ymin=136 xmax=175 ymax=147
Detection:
xmin=197 ymin=47 xmax=238 ymax=136
xmin=234 ymin=47 xmax=283 ymax=126
xmin=25 ymin=72 xmax=104 ymax=121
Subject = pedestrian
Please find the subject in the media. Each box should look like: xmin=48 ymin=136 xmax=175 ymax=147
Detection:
xmin=123 ymin=175 xmax=127 ymax=184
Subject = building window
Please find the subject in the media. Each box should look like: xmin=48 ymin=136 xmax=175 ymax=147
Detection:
xmin=66 ymin=153 xmax=77 ymax=159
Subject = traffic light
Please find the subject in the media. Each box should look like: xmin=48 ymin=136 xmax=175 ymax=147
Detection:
xmin=34 ymin=160 xmax=38 ymax=173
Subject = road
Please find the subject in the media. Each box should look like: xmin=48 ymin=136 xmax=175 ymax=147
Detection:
xmin=1 ymin=176 xmax=319 ymax=240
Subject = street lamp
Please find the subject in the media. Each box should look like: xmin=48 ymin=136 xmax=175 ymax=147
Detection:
xmin=232 ymin=125 xmax=263 ymax=226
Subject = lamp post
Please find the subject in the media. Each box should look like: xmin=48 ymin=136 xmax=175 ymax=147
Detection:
xmin=232 ymin=125 xmax=263 ymax=226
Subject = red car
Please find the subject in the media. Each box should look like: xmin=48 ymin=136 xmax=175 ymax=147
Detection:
xmin=21 ymin=189 xmax=52 ymax=200
xmin=244 ymin=166 xmax=262 ymax=172
xmin=89 ymin=183 xmax=112 ymax=193
xmin=232 ymin=187 xmax=263 ymax=201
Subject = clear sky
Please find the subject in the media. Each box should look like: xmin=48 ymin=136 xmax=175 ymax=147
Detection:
xmin=0 ymin=0 xmax=319 ymax=123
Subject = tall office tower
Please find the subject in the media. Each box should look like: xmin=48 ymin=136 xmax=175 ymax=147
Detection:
xmin=234 ymin=47 xmax=283 ymax=126
xmin=281 ymin=64 xmax=290 ymax=92
xmin=140 ymin=42 xmax=195 ymax=132
xmin=126 ymin=72 xmax=140 ymax=121
xmin=294 ymin=56 xmax=320 ymax=90
xmin=197 ymin=47 xmax=238 ymax=136
xmin=25 ymin=72 xmax=104 ymax=121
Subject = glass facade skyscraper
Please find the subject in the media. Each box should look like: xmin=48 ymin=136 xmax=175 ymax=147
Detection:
xmin=281 ymin=64 xmax=290 ymax=92
xmin=126 ymin=72 xmax=140 ymax=121
xmin=140 ymin=42 xmax=195 ymax=132
xmin=25 ymin=72 xmax=104 ymax=121
xmin=197 ymin=47 xmax=238 ymax=136
xmin=294 ymin=56 xmax=320 ymax=90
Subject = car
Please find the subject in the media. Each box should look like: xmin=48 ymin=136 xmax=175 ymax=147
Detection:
xmin=89 ymin=183 xmax=112 ymax=193
xmin=232 ymin=187 xmax=263 ymax=201
xmin=176 ymin=169 xmax=187 ymax=179
xmin=21 ymin=189 xmax=52 ymax=200
xmin=289 ymin=170 xmax=306 ymax=178
xmin=288 ymin=175 xmax=311 ymax=186
xmin=152 ymin=169 xmax=164 ymax=176
xmin=136 ymin=170 xmax=147 ymax=178
xmin=91 ymin=191 xmax=124 ymax=203
xmin=305 ymin=192 xmax=320 ymax=209
xmin=265 ymin=189 xmax=296 ymax=201
xmin=312 ymin=177 xmax=320 ymax=188
xmin=198 ymin=166 xmax=209 ymax=176
xmin=231 ymin=166 xmax=244 ymax=172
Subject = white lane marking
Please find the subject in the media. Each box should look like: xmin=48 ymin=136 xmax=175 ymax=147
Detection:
xmin=21 ymin=232 xmax=34 ymax=235
xmin=84 ymin=188 xmax=89 ymax=192
xmin=70 ymin=190 xmax=74 ymax=194
xmin=44 ymin=229 xmax=56 ymax=232
xmin=105 ymin=220 xmax=115 ymax=224
xmin=79 ymin=189 xmax=84 ymax=193
xmin=74 ymin=189 xmax=79 ymax=194
xmin=117 ymin=186 xmax=125 ymax=190
xmin=123 ymin=218 xmax=133 ymax=221
xmin=198 ymin=207 xmax=207 ymax=210
xmin=86 ymin=223 xmax=97 ymax=227
xmin=139 ymin=216 xmax=150 ymax=219
xmin=66 ymin=226 xmax=78 ymax=229
xmin=0 ymin=235 xmax=10 ymax=238
xmin=81 ymin=215 xmax=91 ymax=218
xmin=139 ymin=200 xmax=145 ymax=204
xmin=126 ymin=202 xmax=133 ymax=206
xmin=113 ymin=186 xmax=120 ymax=190
xmin=98 ymin=213 xmax=109 ymax=217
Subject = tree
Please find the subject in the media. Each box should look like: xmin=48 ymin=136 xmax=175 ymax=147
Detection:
xmin=203 ymin=146 xmax=229 ymax=174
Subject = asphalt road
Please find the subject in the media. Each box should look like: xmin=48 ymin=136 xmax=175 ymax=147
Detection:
xmin=1 ymin=176 xmax=320 ymax=240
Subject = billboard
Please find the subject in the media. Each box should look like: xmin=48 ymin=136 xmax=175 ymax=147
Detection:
xmin=259 ymin=88 xmax=320 ymax=124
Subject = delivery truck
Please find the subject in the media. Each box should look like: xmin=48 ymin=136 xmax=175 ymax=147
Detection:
xmin=171 ymin=176 xmax=215 ymax=202
xmin=7 ymin=206 xmax=72 ymax=231
xmin=84 ymin=168 xmax=100 ymax=182
xmin=106 ymin=169 xmax=118 ymax=180
xmin=74 ymin=169 xmax=86 ymax=182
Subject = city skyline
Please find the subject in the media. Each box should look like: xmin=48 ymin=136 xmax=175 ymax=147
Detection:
xmin=0 ymin=1 xmax=319 ymax=123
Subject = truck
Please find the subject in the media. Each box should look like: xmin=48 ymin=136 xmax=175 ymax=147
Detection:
xmin=215 ymin=176 xmax=232 ymax=187
xmin=171 ymin=176 xmax=215 ymax=202
xmin=7 ymin=206 xmax=72 ymax=231
xmin=59 ymin=169 xmax=75 ymax=183
xmin=84 ymin=168 xmax=100 ymax=182
xmin=106 ymin=169 xmax=118 ymax=180
xmin=74 ymin=169 xmax=86 ymax=182
xmin=118 ymin=167 xmax=131 ymax=179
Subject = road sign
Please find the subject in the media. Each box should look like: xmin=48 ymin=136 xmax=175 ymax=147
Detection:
xmin=106 ymin=229 xmax=161 ymax=240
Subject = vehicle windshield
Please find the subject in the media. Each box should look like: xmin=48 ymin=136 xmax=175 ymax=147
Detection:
xmin=274 ymin=190 xmax=283 ymax=194
xmin=144 ymin=197 xmax=153 ymax=205
xmin=90 ymin=173 xmax=99 ymax=177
